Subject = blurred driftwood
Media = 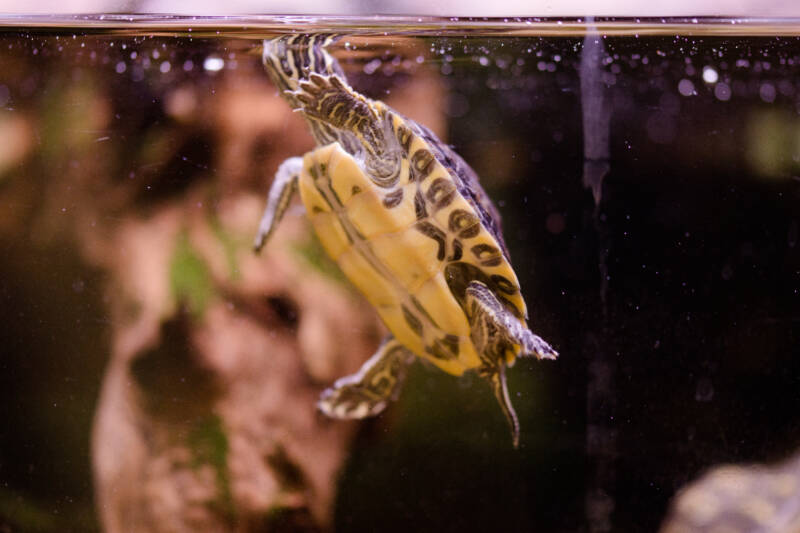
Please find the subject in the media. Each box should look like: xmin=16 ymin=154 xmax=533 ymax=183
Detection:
xmin=83 ymin=72 xmax=378 ymax=532
xmin=90 ymin=195 xmax=383 ymax=532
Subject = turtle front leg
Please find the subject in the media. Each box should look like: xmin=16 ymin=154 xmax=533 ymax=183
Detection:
xmin=465 ymin=280 xmax=558 ymax=447
xmin=318 ymin=337 xmax=415 ymax=419
xmin=254 ymin=157 xmax=303 ymax=252
xmin=291 ymin=74 xmax=403 ymax=186
xmin=290 ymin=73 xmax=385 ymax=155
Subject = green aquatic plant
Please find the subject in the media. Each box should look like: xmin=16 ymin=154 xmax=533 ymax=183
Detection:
xmin=169 ymin=230 xmax=213 ymax=316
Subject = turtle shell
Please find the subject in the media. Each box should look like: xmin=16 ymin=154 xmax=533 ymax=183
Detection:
xmin=296 ymin=105 xmax=528 ymax=376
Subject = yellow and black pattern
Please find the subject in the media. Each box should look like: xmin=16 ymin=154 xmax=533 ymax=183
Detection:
xmin=257 ymin=35 xmax=558 ymax=446
xmin=293 ymin=74 xmax=384 ymax=158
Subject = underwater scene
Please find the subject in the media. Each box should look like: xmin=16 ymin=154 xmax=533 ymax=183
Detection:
xmin=0 ymin=16 xmax=798 ymax=532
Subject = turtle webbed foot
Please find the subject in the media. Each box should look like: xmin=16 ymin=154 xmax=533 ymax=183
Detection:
xmin=291 ymin=73 xmax=377 ymax=129
xmin=466 ymin=280 xmax=558 ymax=361
xmin=289 ymin=73 xmax=386 ymax=156
xmin=317 ymin=337 xmax=415 ymax=420
xmin=318 ymin=382 xmax=389 ymax=419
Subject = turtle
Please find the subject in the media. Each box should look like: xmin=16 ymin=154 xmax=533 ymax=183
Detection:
xmin=255 ymin=34 xmax=558 ymax=447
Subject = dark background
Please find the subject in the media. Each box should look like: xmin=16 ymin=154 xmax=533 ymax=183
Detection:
xmin=337 ymin=34 xmax=800 ymax=532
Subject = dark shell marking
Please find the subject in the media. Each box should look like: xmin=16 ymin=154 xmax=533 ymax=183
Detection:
xmin=425 ymin=177 xmax=457 ymax=210
xmin=448 ymin=209 xmax=481 ymax=239
xmin=395 ymin=123 xmax=413 ymax=152
xmin=445 ymin=262 xmax=523 ymax=319
xmin=382 ymin=188 xmax=403 ymax=208
xmin=414 ymin=190 xmax=428 ymax=220
xmin=490 ymin=274 xmax=519 ymax=295
xmin=425 ymin=334 xmax=460 ymax=361
xmin=471 ymin=243 xmax=503 ymax=267
xmin=401 ymin=304 xmax=423 ymax=336
xmin=449 ymin=239 xmax=463 ymax=262
xmin=410 ymin=148 xmax=436 ymax=182
xmin=414 ymin=222 xmax=446 ymax=261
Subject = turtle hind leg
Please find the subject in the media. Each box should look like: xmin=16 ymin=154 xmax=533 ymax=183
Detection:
xmin=318 ymin=337 xmax=415 ymax=419
xmin=466 ymin=281 xmax=558 ymax=361
xmin=254 ymin=157 xmax=303 ymax=252
xmin=465 ymin=280 xmax=557 ymax=448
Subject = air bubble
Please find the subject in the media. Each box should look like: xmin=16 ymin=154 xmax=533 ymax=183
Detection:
xmin=677 ymin=78 xmax=696 ymax=96
xmin=363 ymin=58 xmax=381 ymax=75
xmin=714 ymin=82 xmax=731 ymax=101
xmin=203 ymin=56 xmax=224 ymax=72
xmin=759 ymin=82 xmax=776 ymax=103
xmin=702 ymin=66 xmax=718 ymax=83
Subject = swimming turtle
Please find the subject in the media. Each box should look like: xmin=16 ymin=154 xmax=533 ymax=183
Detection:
xmin=255 ymin=34 xmax=557 ymax=447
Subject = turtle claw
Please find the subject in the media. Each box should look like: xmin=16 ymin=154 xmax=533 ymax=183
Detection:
xmin=318 ymin=384 xmax=388 ymax=419
xmin=520 ymin=329 xmax=559 ymax=361
xmin=309 ymin=72 xmax=330 ymax=88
